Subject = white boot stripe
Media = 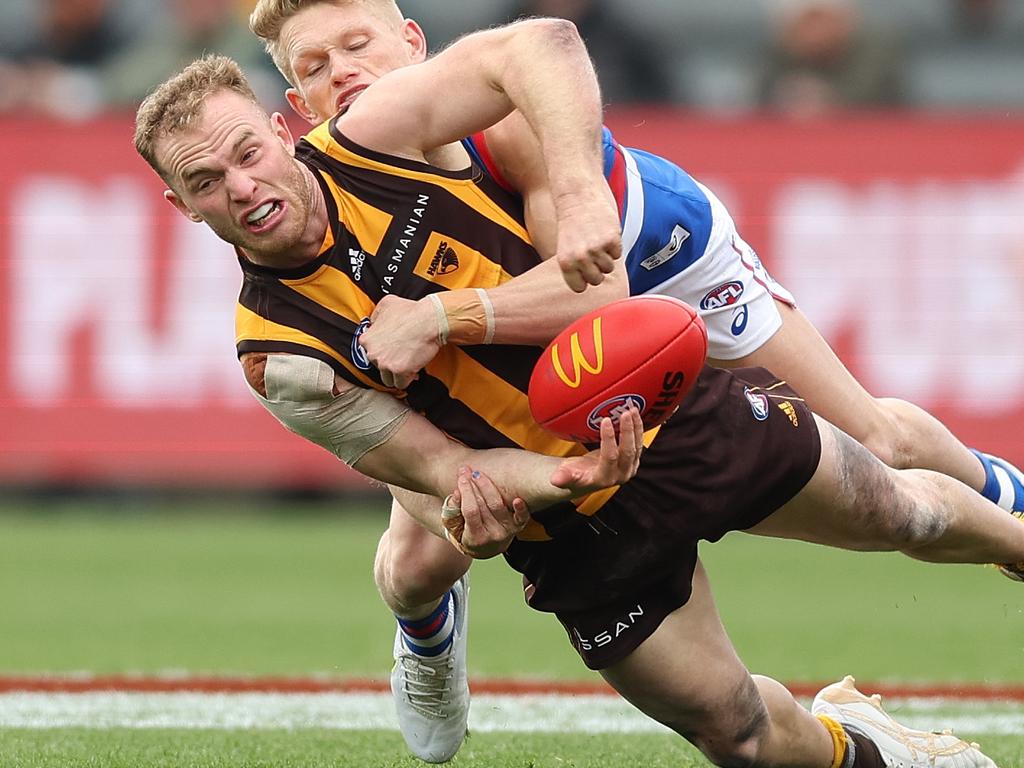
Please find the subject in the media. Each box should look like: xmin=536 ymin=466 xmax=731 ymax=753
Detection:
xmin=990 ymin=454 xmax=1024 ymax=487
xmin=993 ymin=465 xmax=1015 ymax=511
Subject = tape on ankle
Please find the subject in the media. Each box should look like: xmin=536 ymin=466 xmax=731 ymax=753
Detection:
xmin=436 ymin=288 xmax=495 ymax=345
xmin=816 ymin=714 xmax=851 ymax=768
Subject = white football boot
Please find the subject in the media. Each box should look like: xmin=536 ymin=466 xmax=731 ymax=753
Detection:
xmin=811 ymin=676 xmax=997 ymax=768
xmin=390 ymin=575 xmax=470 ymax=763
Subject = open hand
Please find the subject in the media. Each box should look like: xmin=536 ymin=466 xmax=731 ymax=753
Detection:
xmin=549 ymin=405 xmax=644 ymax=494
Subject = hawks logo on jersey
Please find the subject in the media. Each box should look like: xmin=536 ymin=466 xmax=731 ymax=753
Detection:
xmin=427 ymin=241 xmax=460 ymax=276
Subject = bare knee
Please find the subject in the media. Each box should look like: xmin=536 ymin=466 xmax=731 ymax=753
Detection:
xmin=375 ymin=526 xmax=469 ymax=614
xmin=372 ymin=531 xmax=404 ymax=613
xmin=854 ymin=397 xmax=921 ymax=469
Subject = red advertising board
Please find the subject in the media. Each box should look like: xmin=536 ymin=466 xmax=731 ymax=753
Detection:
xmin=2 ymin=112 xmax=1022 ymax=487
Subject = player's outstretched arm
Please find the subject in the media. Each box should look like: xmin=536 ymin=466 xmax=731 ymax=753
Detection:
xmin=354 ymin=404 xmax=643 ymax=515
xmin=247 ymin=344 xmax=641 ymax=556
xmin=339 ymin=19 xmax=602 ymax=193
xmin=361 ymin=257 xmax=628 ymax=389
xmin=245 ymin=351 xmax=641 ymax=514
xmin=434 ymin=407 xmax=645 ymax=559
xmin=338 ymin=18 xmax=619 ymax=286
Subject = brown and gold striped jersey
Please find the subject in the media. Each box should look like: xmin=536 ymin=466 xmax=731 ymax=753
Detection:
xmin=235 ymin=121 xmax=620 ymax=539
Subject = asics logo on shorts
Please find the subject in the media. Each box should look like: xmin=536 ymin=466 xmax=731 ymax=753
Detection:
xmin=730 ymin=305 xmax=749 ymax=336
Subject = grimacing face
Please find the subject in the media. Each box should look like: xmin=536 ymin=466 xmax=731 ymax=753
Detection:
xmin=279 ymin=2 xmax=428 ymax=125
xmin=158 ymin=89 xmax=323 ymax=265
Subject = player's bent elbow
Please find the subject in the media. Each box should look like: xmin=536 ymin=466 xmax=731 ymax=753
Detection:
xmin=499 ymin=17 xmax=584 ymax=62
xmin=519 ymin=17 xmax=581 ymax=46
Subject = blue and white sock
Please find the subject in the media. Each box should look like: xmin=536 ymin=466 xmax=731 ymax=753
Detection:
xmin=972 ymin=449 xmax=1024 ymax=513
xmin=397 ymin=590 xmax=455 ymax=658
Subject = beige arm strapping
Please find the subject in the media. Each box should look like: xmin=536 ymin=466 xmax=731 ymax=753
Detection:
xmin=250 ymin=354 xmax=410 ymax=466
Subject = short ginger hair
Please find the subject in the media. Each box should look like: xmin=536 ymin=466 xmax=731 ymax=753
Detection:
xmin=134 ymin=54 xmax=262 ymax=181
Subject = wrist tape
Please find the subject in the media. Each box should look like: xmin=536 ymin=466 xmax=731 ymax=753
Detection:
xmin=428 ymin=288 xmax=495 ymax=346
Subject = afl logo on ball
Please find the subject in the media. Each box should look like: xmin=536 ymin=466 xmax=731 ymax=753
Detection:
xmin=587 ymin=394 xmax=646 ymax=432
xmin=744 ymin=388 xmax=770 ymax=421
xmin=700 ymin=281 xmax=744 ymax=311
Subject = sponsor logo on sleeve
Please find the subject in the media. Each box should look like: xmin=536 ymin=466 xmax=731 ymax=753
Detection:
xmin=640 ymin=224 xmax=690 ymax=271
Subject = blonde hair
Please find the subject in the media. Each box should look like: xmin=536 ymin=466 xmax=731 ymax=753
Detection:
xmin=134 ymin=54 xmax=262 ymax=181
xmin=250 ymin=0 xmax=404 ymax=85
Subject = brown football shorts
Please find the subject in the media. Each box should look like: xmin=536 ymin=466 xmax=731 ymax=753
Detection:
xmin=505 ymin=365 xmax=822 ymax=670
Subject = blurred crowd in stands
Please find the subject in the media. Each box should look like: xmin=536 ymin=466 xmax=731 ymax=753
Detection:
xmin=0 ymin=0 xmax=1021 ymax=120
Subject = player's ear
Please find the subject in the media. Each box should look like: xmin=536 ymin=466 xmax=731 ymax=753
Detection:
xmin=270 ymin=111 xmax=297 ymax=156
xmin=402 ymin=19 xmax=428 ymax=63
xmin=285 ymin=87 xmax=320 ymax=126
xmin=164 ymin=189 xmax=202 ymax=222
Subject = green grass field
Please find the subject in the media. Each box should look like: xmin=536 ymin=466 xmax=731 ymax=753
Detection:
xmin=2 ymin=729 xmax=1018 ymax=768
xmin=0 ymin=729 xmax=703 ymax=768
xmin=1 ymin=496 xmax=1022 ymax=767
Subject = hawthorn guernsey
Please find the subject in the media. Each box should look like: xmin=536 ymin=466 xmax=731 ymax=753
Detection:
xmin=528 ymin=297 xmax=708 ymax=442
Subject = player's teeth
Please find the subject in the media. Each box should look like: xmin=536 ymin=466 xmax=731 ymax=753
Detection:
xmin=247 ymin=202 xmax=274 ymax=223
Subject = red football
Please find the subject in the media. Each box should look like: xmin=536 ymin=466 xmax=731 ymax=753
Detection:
xmin=529 ymin=296 xmax=708 ymax=442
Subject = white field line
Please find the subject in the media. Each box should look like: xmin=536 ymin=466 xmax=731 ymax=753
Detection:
xmin=0 ymin=693 xmax=1020 ymax=735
